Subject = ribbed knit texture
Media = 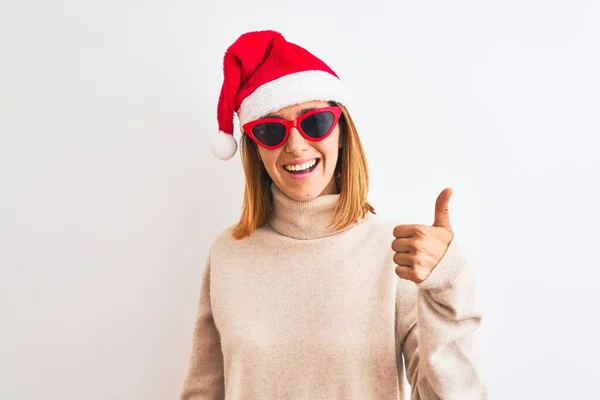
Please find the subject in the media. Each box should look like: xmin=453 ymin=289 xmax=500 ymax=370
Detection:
xmin=180 ymin=184 xmax=487 ymax=399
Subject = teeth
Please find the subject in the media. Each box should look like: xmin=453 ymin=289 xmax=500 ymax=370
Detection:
xmin=284 ymin=159 xmax=317 ymax=172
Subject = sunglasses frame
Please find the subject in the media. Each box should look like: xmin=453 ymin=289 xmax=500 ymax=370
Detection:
xmin=242 ymin=106 xmax=342 ymax=150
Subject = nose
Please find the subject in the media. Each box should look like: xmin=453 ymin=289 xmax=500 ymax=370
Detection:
xmin=284 ymin=127 xmax=308 ymax=154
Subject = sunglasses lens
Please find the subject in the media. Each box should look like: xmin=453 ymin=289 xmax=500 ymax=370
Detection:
xmin=252 ymin=123 xmax=286 ymax=147
xmin=300 ymin=111 xmax=336 ymax=139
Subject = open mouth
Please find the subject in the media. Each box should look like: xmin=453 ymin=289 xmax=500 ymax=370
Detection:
xmin=283 ymin=159 xmax=320 ymax=174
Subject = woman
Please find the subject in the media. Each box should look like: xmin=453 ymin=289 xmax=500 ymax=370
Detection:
xmin=180 ymin=30 xmax=487 ymax=399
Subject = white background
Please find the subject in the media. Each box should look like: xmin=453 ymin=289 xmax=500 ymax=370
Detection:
xmin=1 ymin=0 xmax=599 ymax=399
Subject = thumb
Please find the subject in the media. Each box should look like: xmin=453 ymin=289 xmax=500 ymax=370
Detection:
xmin=433 ymin=188 xmax=453 ymax=231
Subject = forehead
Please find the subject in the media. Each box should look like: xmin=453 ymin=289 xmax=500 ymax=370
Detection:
xmin=264 ymin=100 xmax=331 ymax=119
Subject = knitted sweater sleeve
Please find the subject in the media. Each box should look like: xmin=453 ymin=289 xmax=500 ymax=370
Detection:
xmin=397 ymin=239 xmax=488 ymax=400
xmin=180 ymin=255 xmax=225 ymax=400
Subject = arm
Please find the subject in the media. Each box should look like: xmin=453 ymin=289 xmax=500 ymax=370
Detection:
xmin=180 ymin=255 xmax=225 ymax=400
xmin=398 ymin=240 xmax=487 ymax=400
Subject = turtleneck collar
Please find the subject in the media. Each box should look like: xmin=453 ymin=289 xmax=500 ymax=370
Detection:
xmin=268 ymin=183 xmax=360 ymax=240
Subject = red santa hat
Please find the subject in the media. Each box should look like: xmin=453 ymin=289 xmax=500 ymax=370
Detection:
xmin=212 ymin=30 xmax=348 ymax=160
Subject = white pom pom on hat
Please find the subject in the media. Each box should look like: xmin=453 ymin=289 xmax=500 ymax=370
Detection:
xmin=212 ymin=30 xmax=347 ymax=160
xmin=211 ymin=130 xmax=238 ymax=161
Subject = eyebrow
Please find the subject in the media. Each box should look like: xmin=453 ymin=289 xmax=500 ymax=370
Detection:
xmin=263 ymin=107 xmax=317 ymax=120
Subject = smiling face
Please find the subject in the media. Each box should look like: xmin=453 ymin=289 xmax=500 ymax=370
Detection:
xmin=254 ymin=100 xmax=342 ymax=201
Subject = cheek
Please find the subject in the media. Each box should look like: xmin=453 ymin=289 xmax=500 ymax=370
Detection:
xmin=261 ymin=149 xmax=282 ymax=172
xmin=318 ymin=134 xmax=341 ymax=166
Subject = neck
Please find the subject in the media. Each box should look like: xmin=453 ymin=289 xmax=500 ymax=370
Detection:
xmin=268 ymin=183 xmax=343 ymax=240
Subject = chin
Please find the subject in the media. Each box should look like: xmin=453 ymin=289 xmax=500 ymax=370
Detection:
xmin=278 ymin=181 xmax=327 ymax=202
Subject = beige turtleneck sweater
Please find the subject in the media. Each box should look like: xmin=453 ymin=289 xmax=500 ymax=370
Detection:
xmin=180 ymin=184 xmax=487 ymax=399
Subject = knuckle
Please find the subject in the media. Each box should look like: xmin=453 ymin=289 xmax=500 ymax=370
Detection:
xmin=412 ymin=238 xmax=423 ymax=251
xmin=414 ymin=267 xmax=427 ymax=281
xmin=412 ymin=253 xmax=424 ymax=267
xmin=415 ymin=225 xmax=428 ymax=236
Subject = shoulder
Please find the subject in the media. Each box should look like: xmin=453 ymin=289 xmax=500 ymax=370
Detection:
xmin=205 ymin=225 xmax=237 ymax=257
xmin=207 ymin=223 xmax=275 ymax=257
xmin=360 ymin=212 xmax=401 ymax=240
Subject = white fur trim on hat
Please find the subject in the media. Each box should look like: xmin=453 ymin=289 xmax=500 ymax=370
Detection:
xmin=237 ymin=70 xmax=347 ymax=125
xmin=211 ymin=130 xmax=238 ymax=160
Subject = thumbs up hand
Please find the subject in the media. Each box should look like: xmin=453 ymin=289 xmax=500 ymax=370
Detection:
xmin=392 ymin=188 xmax=455 ymax=283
